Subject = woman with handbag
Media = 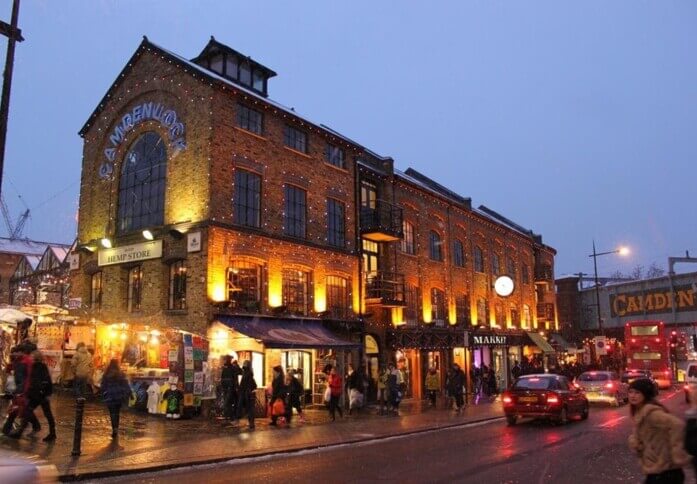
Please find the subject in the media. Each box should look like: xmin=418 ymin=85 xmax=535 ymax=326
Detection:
xmin=328 ymin=366 xmax=343 ymax=421
xmin=101 ymin=359 xmax=132 ymax=438
xmin=269 ymin=366 xmax=289 ymax=426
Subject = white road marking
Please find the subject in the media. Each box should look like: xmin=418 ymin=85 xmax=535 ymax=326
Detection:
xmin=537 ymin=461 xmax=551 ymax=484
xmin=596 ymin=415 xmax=627 ymax=428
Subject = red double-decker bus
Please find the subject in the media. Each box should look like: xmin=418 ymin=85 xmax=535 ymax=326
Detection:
xmin=624 ymin=320 xmax=671 ymax=389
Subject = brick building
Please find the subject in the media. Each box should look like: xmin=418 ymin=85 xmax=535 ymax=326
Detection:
xmin=71 ymin=37 xmax=557 ymax=405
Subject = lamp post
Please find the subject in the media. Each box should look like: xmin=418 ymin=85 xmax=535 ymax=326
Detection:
xmin=589 ymin=241 xmax=629 ymax=335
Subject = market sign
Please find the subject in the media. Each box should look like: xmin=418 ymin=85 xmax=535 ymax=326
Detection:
xmin=98 ymin=240 xmax=163 ymax=266
xmin=610 ymin=285 xmax=696 ymax=317
xmin=472 ymin=335 xmax=508 ymax=346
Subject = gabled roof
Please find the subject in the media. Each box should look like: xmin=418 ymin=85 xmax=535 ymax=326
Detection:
xmin=0 ymin=237 xmax=66 ymax=257
xmin=190 ymin=36 xmax=277 ymax=78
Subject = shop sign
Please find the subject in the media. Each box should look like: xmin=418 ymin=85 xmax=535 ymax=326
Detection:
xmin=472 ymin=335 xmax=508 ymax=346
xmin=99 ymin=101 xmax=187 ymax=180
xmin=610 ymin=285 xmax=696 ymax=317
xmin=187 ymin=231 xmax=201 ymax=253
xmin=68 ymin=298 xmax=82 ymax=310
xmin=98 ymin=240 xmax=163 ymax=266
xmin=365 ymin=334 xmax=379 ymax=354
xmin=69 ymin=253 xmax=80 ymax=270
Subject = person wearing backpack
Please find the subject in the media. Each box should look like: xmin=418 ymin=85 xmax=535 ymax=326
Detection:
xmin=628 ymin=378 xmax=690 ymax=483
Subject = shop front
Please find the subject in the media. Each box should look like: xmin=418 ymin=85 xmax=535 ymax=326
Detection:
xmin=214 ymin=315 xmax=359 ymax=406
xmin=467 ymin=331 xmax=528 ymax=393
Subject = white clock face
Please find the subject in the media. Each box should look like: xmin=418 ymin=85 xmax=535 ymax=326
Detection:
xmin=494 ymin=275 xmax=515 ymax=297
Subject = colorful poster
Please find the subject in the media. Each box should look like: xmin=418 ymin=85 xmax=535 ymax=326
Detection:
xmin=184 ymin=393 xmax=194 ymax=406
xmin=194 ymin=359 xmax=202 ymax=371
xmin=183 ymin=333 xmax=193 ymax=346
xmin=184 ymin=347 xmax=194 ymax=369
xmin=168 ymin=375 xmax=179 ymax=384
xmin=193 ymin=348 xmax=204 ymax=360
xmin=193 ymin=382 xmax=203 ymax=394
xmin=185 ymin=382 xmax=194 ymax=393
xmin=194 ymin=372 xmax=204 ymax=383
xmin=168 ymin=350 xmax=179 ymax=362
xmin=192 ymin=336 xmax=203 ymax=349
xmin=193 ymin=396 xmax=202 ymax=407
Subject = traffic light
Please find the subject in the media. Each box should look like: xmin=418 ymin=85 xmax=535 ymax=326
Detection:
xmin=670 ymin=331 xmax=678 ymax=361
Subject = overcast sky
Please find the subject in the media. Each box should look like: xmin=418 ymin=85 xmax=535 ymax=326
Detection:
xmin=1 ymin=1 xmax=696 ymax=277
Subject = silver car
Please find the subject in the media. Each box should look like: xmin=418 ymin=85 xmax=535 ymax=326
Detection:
xmin=575 ymin=371 xmax=629 ymax=406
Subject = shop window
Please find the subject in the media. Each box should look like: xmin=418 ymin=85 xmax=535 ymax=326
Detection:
xmin=168 ymin=260 xmax=187 ymax=310
xmin=404 ymin=284 xmax=420 ymax=326
xmin=283 ymin=125 xmax=307 ymax=153
xmin=455 ymin=294 xmax=470 ymax=325
xmin=401 ymin=221 xmax=415 ymax=255
xmin=491 ymin=253 xmax=501 ymax=276
xmin=284 ymin=185 xmax=306 ymax=238
xmin=522 ymin=264 xmax=530 ymax=284
xmin=429 ymin=231 xmax=443 ymax=262
xmin=453 ymin=239 xmax=465 ymax=267
xmin=227 ymin=261 xmax=262 ymax=312
xmin=236 ymin=104 xmax=263 ymax=135
xmin=327 ymin=198 xmax=345 ymax=248
xmin=282 ymin=350 xmax=312 ymax=390
xmin=127 ymin=266 xmax=143 ymax=312
xmin=477 ymin=298 xmax=488 ymax=326
xmin=523 ymin=304 xmax=532 ymax=329
xmin=282 ymin=269 xmax=309 ymax=316
xmin=431 ymin=288 xmax=446 ymax=326
xmin=117 ymin=131 xmax=167 ymax=234
xmin=234 ymin=169 xmax=261 ymax=228
xmin=325 ymin=143 xmax=345 ymax=169
xmin=507 ymin=256 xmax=517 ymax=279
xmin=326 ymin=275 xmax=350 ymax=319
xmin=90 ymin=271 xmax=102 ymax=310
xmin=474 ymin=246 xmax=484 ymax=273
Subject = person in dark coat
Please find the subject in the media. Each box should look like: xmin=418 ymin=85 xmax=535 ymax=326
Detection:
xmin=237 ymin=360 xmax=257 ymax=430
xmin=220 ymin=356 xmax=241 ymax=421
xmin=447 ymin=363 xmax=466 ymax=412
xmin=286 ymin=371 xmax=305 ymax=423
xmin=3 ymin=343 xmax=40 ymax=436
xmin=9 ymin=350 xmax=56 ymax=441
xmin=269 ymin=365 xmax=290 ymax=426
xmin=100 ymin=359 xmax=132 ymax=438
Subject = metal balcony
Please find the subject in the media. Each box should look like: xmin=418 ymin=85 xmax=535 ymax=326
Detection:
xmin=365 ymin=271 xmax=406 ymax=307
xmin=360 ymin=200 xmax=403 ymax=242
xmin=534 ymin=265 xmax=553 ymax=283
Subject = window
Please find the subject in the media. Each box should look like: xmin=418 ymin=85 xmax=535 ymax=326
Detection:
xmin=491 ymin=253 xmax=500 ymax=276
xmin=630 ymin=325 xmax=659 ymax=336
xmin=210 ymin=54 xmax=223 ymax=74
xmin=283 ymin=269 xmax=309 ymax=316
xmin=90 ymin=272 xmax=102 ymax=310
xmin=236 ymin=104 xmax=263 ymax=135
xmin=325 ymin=144 xmax=345 ymax=169
xmin=225 ymin=56 xmax=238 ymax=79
xmin=228 ymin=261 xmax=262 ymax=312
xmin=405 ymin=284 xmax=420 ymax=326
xmin=507 ymin=257 xmax=516 ymax=279
xmin=239 ymin=61 xmax=251 ymax=86
xmin=431 ymin=288 xmax=446 ymax=326
xmin=401 ymin=221 xmax=415 ymax=255
xmin=168 ymin=260 xmax=187 ymax=310
xmin=522 ymin=264 xmax=530 ymax=284
xmin=117 ymin=131 xmax=167 ymax=233
xmin=523 ymin=304 xmax=532 ymax=329
xmin=326 ymin=275 xmax=350 ymax=319
xmin=284 ymin=185 xmax=306 ymax=238
xmin=429 ymin=231 xmax=443 ymax=261
xmin=477 ymin=298 xmax=488 ymax=325
xmin=127 ymin=266 xmax=143 ymax=312
xmin=453 ymin=240 xmax=465 ymax=267
xmin=234 ymin=169 xmax=261 ymax=228
xmin=252 ymin=70 xmax=264 ymax=91
xmin=327 ymin=199 xmax=345 ymax=247
xmin=456 ymin=294 xmax=470 ymax=325
xmin=494 ymin=303 xmax=504 ymax=327
xmin=474 ymin=246 xmax=484 ymax=272
xmin=360 ymin=180 xmax=377 ymax=209
xmin=284 ymin=125 xmax=307 ymax=153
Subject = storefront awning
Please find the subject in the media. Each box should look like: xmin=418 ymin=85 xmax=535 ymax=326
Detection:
xmin=216 ymin=316 xmax=360 ymax=349
xmin=525 ymin=331 xmax=556 ymax=354
xmin=549 ymin=333 xmax=577 ymax=352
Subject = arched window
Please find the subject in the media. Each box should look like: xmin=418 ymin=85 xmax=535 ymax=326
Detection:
xmin=430 ymin=288 xmax=446 ymax=326
xmin=117 ymin=131 xmax=167 ymax=233
xmin=474 ymin=246 xmax=484 ymax=272
xmin=227 ymin=261 xmax=263 ymax=312
xmin=453 ymin=239 xmax=465 ymax=267
xmin=429 ymin=231 xmax=443 ymax=261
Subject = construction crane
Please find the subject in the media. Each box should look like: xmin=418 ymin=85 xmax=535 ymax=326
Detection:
xmin=0 ymin=195 xmax=29 ymax=239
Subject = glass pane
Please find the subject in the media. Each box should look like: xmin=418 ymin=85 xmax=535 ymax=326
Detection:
xmin=240 ymin=62 xmax=251 ymax=85
xmin=252 ymin=70 xmax=264 ymax=91
xmin=210 ymin=54 xmax=223 ymax=74
xmin=226 ymin=56 xmax=238 ymax=79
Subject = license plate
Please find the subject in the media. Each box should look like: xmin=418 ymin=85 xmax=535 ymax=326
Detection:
xmin=518 ymin=396 xmax=538 ymax=403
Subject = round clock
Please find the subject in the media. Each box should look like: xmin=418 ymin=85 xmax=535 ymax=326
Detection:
xmin=494 ymin=275 xmax=515 ymax=297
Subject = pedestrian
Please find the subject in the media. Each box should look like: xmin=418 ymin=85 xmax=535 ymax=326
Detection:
xmin=9 ymin=350 xmax=56 ymax=442
xmin=347 ymin=365 xmax=366 ymax=415
xmin=511 ymin=360 xmax=522 ymax=380
xmin=627 ymin=378 xmax=690 ymax=483
xmin=327 ymin=366 xmax=343 ymax=421
xmin=425 ymin=367 xmax=439 ymax=408
xmin=286 ymin=372 xmax=305 ymax=423
xmin=71 ymin=342 xmax=93 ymax=398
xmin=387 ymin=363 xmax=402 ymax=414
xmin=377 ymin=366 xmax=389 ymax=415
xmin=448 ymin=363 xmax=466 ymax=412
xmin=220 ymin=356 xmax=241 ymax=421
xmin=269 ymin=365 xmax=290 ymax=426
xmin=237 ymin=360 xmax=257 ymax=430
xmin=2 ymin=343 xmax=40 ymax=436
xmin=100 ymin=359 xmax=132 ymax=438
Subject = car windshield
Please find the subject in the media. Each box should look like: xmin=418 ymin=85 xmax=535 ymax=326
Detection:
xmin=578 ymin=373 xmax=609 ymax=382
xmin=513 ymin=377 xmax=554 ymax=390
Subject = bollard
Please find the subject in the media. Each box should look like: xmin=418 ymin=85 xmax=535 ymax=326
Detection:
xmin=71 ymin=397 xmax=86 ymax=456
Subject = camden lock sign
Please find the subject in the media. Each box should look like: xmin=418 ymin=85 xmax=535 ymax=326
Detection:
xmin=99 ymin=101 xmax=187 ymax=180
xmin=610 ymin=285 xmax=697 ymax=317
xmin=98 ymin=240 xmax=163 ymax=267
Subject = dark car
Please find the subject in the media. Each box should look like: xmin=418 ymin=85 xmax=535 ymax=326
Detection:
xmin=502 ymin=374 xmax=589 ymax=426
xmin=621 ymin=370 xmax=659 ymax=394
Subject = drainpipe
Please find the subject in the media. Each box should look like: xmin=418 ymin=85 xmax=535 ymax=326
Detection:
xmin=355 ymin=161 xmax=364 ymax=366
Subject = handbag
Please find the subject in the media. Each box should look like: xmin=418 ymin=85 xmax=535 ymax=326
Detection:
xmin=323 ymin=387 xmax=331 ymax=403
xmin=5 ymin=375 xmax=16 ymax=394
xmin=272 ymin=398 xmax=285 ymax=416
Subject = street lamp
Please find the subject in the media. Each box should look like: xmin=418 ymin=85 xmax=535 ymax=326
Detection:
xmin=589 ymin=240 xmax=629 ymax=334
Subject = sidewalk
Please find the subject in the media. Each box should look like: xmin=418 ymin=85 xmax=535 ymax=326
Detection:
xmin=0 ymin=391 xmax=502 ymax=481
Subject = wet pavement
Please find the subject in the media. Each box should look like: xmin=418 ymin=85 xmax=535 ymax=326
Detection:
xmin=0 ymin=390 xmax=502 ymax=480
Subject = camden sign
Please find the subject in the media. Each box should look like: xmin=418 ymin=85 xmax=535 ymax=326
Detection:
xmin=98 ymin=240 xmax=163 ymax=267
xmin=99 ymin=101 xmax=187 ymax=179
xmin=610 ymin=285 xmax=697 ymax=317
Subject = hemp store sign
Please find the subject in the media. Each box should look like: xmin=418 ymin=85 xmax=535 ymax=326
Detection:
xmin=98 ymin=240 xmax=163 ymax=267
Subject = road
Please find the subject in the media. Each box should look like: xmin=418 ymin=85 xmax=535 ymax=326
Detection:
xmin=97 ymin=390 xmax=693 ymax=484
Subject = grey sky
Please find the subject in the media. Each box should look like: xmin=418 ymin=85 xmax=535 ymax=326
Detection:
xmin=1 ymin=1 xmax=696 ymax=278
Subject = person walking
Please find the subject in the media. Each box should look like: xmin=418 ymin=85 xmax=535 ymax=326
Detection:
xmin=9 ymin=350 xmax=56 ymax=441
xmin=237 ymin=360 xmax=257 ymax=430
xmin=627 ymin=378 xmax=690 ymax=483
xmin=327 ymin=366 xmax=343 ymax=421
xmin=2 ymin=343 xmax=40 ymax=435
xmin=269 ymin=366 xmax=290 ymax=426
xmin=220 ymin=356 xmax=241 ymax=421
xmin=347 ymin=365 xmax=366 ymax=415
xmin=71 ymin=342 xmax=93 ymax=398
xmin=377 ymin=366 xmax=389 ymax=415
xmin=286 ymin=372 xmax=305 ymax=423
xmin=387 ymin=363 xmax=402 ymax=415
xmin=448 ymin=363 xmax=466 ymax=412
xmin=100 ymin=359 xmax=132 ymax=438
xmin=425 ymin=367 xmax=440 ymax=408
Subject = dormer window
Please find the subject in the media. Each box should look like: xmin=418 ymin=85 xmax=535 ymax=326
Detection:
xmin=239 ymin=62 xmax=251 ymax=85
xmin=225 ymin=56 xmax=237 ymax=78
xmin=210 ymin=54 xmax=223 ymax=74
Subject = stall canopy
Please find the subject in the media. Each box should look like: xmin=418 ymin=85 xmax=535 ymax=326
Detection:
xmin=217 ymin=315 xmax=360 ymax=349
xmin=525 ymin=331 xmax=556 ymax=354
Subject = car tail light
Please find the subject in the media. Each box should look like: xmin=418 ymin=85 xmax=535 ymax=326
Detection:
xmin=605 ymin=382 xmax=614 ymax=389
xmin=546 ymin=393 xmax=560 ymax=404
xmin=665 ymin=370 xmax=671 ymax=376
xmin=502 ymin=393 xmax=513 ymax=405
xmin=685 ymin=385 xmax=690 ymax=390
xmin=655 ymin=338 xmax=660 ymax=343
